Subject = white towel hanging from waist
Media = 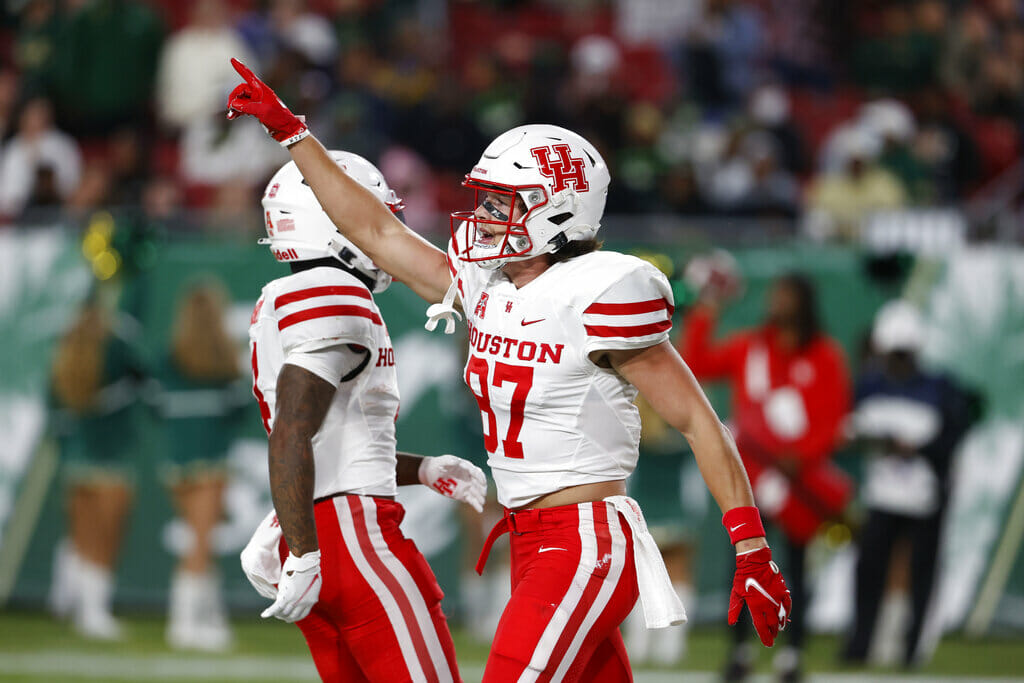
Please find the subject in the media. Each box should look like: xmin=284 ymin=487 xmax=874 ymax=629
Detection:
xmin=604 ymin=495 xmax=687 ymax=629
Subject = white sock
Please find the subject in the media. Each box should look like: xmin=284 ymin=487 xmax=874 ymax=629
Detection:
xmin=72 ymin=557 xmax=121 ymax=640
xmin=48 ymin=539 xmax=80 ymax=618
xmin=168 ymin=569 xmax=232 ymax=649
xmin=871 ymin=590 xmax=910 ymax=665
xmin=76 ymin=558 xmax=114 ymax=619
xmin=168 ymin=570 xmax=206 ymax=632
xmin=197 ymin=570 xmax=229 ymax=631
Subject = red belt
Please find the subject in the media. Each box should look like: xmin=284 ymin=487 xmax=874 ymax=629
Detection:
xmin=474 ymin=503 xmax=593 ymax=575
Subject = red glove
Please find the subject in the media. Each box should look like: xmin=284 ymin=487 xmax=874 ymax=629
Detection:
xmin=728 ymin=547 xmax=792 ymax=647
xmin=226 ymin=58 xmax=309 ymax=147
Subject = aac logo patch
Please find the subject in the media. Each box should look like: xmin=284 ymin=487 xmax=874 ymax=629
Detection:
xmin=530 ymin=144 xmax=589 ymax=193
xmin=475 ymin=292 xmax=490 ymax=319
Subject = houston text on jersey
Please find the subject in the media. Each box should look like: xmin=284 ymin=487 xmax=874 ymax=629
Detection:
xmin=467 ymin=321 xmax=564 ymax=364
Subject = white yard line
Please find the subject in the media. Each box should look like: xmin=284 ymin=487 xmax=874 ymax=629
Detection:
xmin=0 ymin=652 xmax=1020 ymax=682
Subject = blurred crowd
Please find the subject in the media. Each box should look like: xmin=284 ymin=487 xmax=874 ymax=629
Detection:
xmin=0 ymin=0 xmax=1022 ymax=239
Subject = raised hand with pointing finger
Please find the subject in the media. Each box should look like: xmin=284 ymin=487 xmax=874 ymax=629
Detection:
xmin=226 ymin=58 xmax=309 ymax=147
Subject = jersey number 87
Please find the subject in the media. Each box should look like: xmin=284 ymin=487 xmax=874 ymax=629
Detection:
xmin=465 ymin=356 xmax=534 ymax=459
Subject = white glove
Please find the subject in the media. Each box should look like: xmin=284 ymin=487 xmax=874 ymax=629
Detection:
xmin=419 ymin=454 xmax=487 ymax=512
xmin=240 ymin=509 xmax=283 ymax=600
xmin=261 ymin=550 xmax=322 ymax=623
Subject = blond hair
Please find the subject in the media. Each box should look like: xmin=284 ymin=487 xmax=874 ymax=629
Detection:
xmin=51 ymin=303 xmax=108 ymax=413
xmin=171 ymin=282 xmax=240 ymax=382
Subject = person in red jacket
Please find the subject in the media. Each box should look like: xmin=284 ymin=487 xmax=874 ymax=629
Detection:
xmin=680 ymin=270 xmax=851 ymax=683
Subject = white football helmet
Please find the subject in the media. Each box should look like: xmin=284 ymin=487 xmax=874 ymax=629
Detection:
xmin=450 ymin=124 xmax=610 ymax=270
xmin=261 ymin=151 xmax=404 ymax=292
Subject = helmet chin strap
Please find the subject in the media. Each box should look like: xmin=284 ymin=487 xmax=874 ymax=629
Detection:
xmin=327 ymin=237 xmax=390 ymax=292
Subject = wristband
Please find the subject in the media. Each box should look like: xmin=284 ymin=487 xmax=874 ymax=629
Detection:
xmin=722 ymin=506 xmax=766 ymax=544
xmin=275 ymin=124 xmax=310 ymax=147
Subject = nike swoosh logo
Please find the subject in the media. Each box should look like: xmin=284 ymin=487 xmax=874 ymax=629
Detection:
xmin=745 ymin=577 xmax=787 ymax=620
xmin=521 ymin=319 xmax=545 ymax=326
xmin=538 ymin=547 xmax=566 ymax=553
xmin=730 ymin=523 xmax=746 ymax=532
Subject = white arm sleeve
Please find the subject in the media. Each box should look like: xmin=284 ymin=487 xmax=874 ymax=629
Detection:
xmin=284 ymin=343 xmax=370 ymax=387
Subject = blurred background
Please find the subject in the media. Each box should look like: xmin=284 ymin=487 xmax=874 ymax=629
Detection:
xmin=0 ymin=0 xmax=1023 ymax=681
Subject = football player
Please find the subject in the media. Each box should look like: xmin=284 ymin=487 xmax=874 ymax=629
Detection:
xmin=242 ymin=151 xmax=486 ymax=683
xmin=227 ymin=60 xmax=790 ymax=681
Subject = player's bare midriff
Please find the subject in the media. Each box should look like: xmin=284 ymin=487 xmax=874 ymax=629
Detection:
xmin=517 ymin=479 xmax=627 ymax=510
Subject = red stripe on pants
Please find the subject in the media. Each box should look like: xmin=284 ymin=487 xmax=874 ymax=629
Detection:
xmin=481 ymin=501 xmax=638 ymax=683
xmin=347 ymin=497 xmax=440 ymax=683
xmin=537 ymin=502 xmax=615 ymax=681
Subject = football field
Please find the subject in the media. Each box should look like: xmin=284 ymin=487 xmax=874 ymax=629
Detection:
xmin=0 ymin=611 xmax=1020 ymax=682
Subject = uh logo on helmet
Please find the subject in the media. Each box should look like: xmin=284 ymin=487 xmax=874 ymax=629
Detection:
xmin=450 ymin=124 xmax=610 ymax=270
xmin=260 ymin=151 xmax=404 ymax=292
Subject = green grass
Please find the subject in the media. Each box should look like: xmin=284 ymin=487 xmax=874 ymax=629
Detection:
xmin=0 ymin=610 xmax=1020 ymax=681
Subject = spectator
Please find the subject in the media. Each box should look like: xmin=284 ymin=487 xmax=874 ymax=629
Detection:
xmin=104 ymin=127 xmax=150 ymax=206
xmin=684 ymin=0 xmax=765 ymax=108
xmin=0 ymin=97 xmax=81 ymax=220
xmin=615 ymin=101 xmax=667 ymax=211
xmin=156 ymin=0 xmax=256 ymax=131
xmin=680 ymin=268 xmax=851 ymax=683
xmin=913 ymin=87 xmax=980 ymax=200
xmin=64 ymin=160 xmax=113 ymax=220
xmin=659 ymin=160 xmax=711 ymax=215
xmin=747 ymin=84 xmax=807 ymax=176
xmin=12 ymin=0 xmax=62 ymax=98
xmin=705 ymin=131 xmax=799 ymax=218
xmin=271 ymin=0 xmax=337 ymax=67
xmin=180 ymin=112 xmax=285 ymax=190
xmin=859 ymin=99 xmax=933 ymax=203
xmin=941 ymin=5 xmax=993 ymax=98
xmin=314 ymin=43 xmax=392 ymax=160
xmin=140 ymin=175 xmax=190 ymax=233
xmin=843 ymin=300 xmax=978 ymax=667
xmin=852 ymin=2 xmax=942 ymax=95
xmin=972 ymin=51 xmax=1024 ymax=122
xmin=378 ymin=145 xmax=442 ymax=235
xmin=0 ymin=68 xmax=20 ymax=141
xmin=237 ymin=0 xmax=337 ymax=69
xmin=759 ymin=0 xmax=840 ymax=89
xmin=48 ymin=0 xmax=164 ymax=136
xmin=805 ymin=128 xmax=907 ymax=242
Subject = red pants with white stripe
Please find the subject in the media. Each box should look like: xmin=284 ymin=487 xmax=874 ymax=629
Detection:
xmin=480 ymin=501 xmax=639 ymax=682
xmin=280 ymin=495 xmax=461 ymax=683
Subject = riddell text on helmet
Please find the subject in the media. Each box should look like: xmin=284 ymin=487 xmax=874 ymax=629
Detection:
xmin=273 ymin=248 xmax=300 ymax=261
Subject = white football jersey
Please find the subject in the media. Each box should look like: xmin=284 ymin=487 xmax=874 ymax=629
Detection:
xmin=249 ymin=266 xmax=400 ymax=498
xmin=448 ymin=246 xmax=674 ymax=507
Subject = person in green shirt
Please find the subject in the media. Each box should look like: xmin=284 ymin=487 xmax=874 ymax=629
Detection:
xmin=49 ymin=300 xmax=143 ymax=640
xmin=151 ymin=280 xmax=247 ymax=651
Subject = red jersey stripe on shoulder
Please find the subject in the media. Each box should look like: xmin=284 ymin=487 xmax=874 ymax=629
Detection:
xmin=275 ymin=285 xmax=372 ymax=309
xmin=584 ymin=298 xmax=673 ymax=316
xmin=446 ymin=253 xmax=457 ymax=278
xmin=278 ymin=304 xmax=382 ymax=331
xmin=585 ymin=319 xmax=672 ymax=338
